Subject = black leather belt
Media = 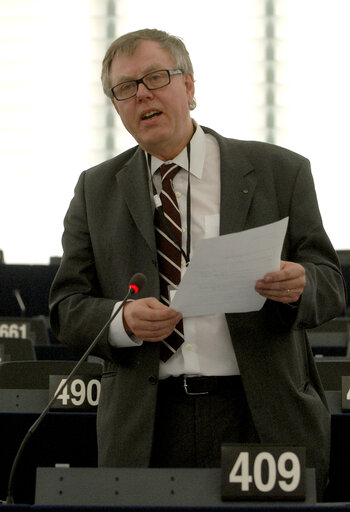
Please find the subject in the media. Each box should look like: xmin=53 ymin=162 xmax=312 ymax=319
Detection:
xmin=158 ymin=375 xmax=242 ymax=396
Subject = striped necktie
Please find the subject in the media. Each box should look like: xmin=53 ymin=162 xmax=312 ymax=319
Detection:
xmin=154 ymin=163 xmax=185 ymax=362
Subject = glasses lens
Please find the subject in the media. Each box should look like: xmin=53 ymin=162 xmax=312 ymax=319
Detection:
xmin=115 ymin=81 xmax=137 ymax=100
xmin=144 ymin=70 xmax=169 ymax=90
xmin=113 ymin=70 xmax=172 ymax=100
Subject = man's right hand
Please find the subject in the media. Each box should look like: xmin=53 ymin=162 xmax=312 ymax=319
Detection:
xmin=122 ymin=297 xmax=182 ymax=342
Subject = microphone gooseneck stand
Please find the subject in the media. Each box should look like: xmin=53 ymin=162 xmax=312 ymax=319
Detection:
xmin=4 ymin=272 xmax=147 ymax=504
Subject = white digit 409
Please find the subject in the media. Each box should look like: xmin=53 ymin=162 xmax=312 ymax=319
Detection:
xmin=229 ymin=451 xmax=300 ymax=492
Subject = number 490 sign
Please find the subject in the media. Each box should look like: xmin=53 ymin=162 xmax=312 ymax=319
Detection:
xmin=49 ymin=375 xmax=101 ymax=411
xmin=221 ymin=444 xmax=306 ymax=501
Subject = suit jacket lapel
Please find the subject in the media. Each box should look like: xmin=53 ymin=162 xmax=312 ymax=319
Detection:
xmin=116 ymin=148 xmax=157 ymax=253
xmin=220 ymin=139 xmax=256 ymax=235
xmin=115 ymin=129 xmax=257 ymax=252
xmin=203 ymin=127 xmax=256 ymax=235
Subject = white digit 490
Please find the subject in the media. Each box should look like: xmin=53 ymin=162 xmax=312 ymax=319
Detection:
xmin=56 ymin=378 xmax=101 ymax=407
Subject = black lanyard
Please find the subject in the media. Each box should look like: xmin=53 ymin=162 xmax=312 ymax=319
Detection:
xmin=148 ymin=143 xmax=191 ymax=266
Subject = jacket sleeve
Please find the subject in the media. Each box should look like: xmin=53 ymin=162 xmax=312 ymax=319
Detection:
xmin=49 ymin=171 xmax=119 ymax=362
xmin=277 ymin=157 xmax=346 ymax=328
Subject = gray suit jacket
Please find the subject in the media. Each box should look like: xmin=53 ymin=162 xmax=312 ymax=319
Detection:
xmin=49 ymin=127 xmax=346 ymax=494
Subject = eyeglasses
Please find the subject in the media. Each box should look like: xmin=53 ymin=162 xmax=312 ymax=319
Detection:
xmin=111 ymin=69 xmax=183 ymax=101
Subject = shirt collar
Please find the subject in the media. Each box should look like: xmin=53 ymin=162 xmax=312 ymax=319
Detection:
xmin=147 ymin=121 xmax=206 ymax=180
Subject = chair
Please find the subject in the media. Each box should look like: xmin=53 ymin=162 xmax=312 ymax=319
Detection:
xmin=315 ymin=357 xmax=350 ymax=391
xmin=34 ymin=344 xmax=85 ymax=361
xmin=307 ymin=317 xmax=350 ymax=356
xmin=0 ymin=337 xmax=36 ymax=362
xmin=0 ymin=360 xmax=103 ymax=413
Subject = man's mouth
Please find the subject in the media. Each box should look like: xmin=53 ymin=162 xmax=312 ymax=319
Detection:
xmin=141 ymin=110 xmax=162 ymax=120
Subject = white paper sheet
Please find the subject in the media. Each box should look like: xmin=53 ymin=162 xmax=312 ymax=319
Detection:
xmin=170 ymin=217 xmax=289 ymax=317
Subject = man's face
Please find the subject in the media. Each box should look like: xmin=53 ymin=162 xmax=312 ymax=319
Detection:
xmin=109 ymin=40 xmax=195 ymax=161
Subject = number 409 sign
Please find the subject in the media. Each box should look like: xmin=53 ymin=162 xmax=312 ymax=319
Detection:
xmin=221 ymin=444 xmax=306 ymax=501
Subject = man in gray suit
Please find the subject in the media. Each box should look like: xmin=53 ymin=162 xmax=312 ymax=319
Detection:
xmin=49 ymin=28 xmax=346 ymax=499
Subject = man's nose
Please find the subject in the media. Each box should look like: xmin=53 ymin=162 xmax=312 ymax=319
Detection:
xmin=136 ymin=82 xmax=154 ymax=99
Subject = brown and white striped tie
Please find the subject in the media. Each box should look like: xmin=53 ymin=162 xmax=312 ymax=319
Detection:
xmin=154 ymin=163 xmax=185 ymax=362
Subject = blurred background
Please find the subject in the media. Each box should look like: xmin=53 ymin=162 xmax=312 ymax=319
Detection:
xmin=1 ymin=0 xmax=350 ymax=263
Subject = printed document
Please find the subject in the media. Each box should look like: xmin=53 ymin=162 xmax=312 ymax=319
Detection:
xmin=170 ymin=217 xmax=289 ymax=317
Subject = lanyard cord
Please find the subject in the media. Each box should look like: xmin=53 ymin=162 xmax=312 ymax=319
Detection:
xmin=148 ymin=143 xmax=191 ymax=265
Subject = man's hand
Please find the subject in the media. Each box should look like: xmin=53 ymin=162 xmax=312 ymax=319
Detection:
xmin=255 ymin=260 xmax=306 ymax=304
xmin=123 ymin=297 xmax=182 ymax=341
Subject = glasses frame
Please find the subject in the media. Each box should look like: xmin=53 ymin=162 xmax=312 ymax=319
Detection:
xmin=110 ymin=69 xmax=183 ymax=101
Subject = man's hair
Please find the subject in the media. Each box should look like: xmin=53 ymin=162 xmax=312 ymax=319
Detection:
xmin=101 ymin=28 xmax=196 ymax=110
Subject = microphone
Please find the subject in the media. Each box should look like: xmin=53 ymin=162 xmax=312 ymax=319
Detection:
xmin=128 ymin=272 xmax=146 ymax=295
xmin=4 ymin=272 xmax=147 ymax=504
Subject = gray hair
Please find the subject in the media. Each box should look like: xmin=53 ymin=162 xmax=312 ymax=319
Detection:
xmin=101 ymin=28 xmax=196 ymax=110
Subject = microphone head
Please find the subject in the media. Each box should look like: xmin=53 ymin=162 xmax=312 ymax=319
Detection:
xmin=128 ymin=273 xmax=147 ymax=294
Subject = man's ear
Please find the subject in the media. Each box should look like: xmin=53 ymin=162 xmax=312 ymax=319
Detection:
xmin=184 ymin=73 xmax=195 ymax=107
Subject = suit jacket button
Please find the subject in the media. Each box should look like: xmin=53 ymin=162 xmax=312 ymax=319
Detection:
xmin=148 ymin=375 xmax=158 ymax=385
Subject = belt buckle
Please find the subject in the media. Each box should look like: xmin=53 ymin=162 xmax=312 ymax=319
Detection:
xmin=183 ymin=375 xmax=209 ymax=396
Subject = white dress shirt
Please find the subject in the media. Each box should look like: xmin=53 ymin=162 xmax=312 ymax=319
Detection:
xmin=109 ymin=123 xmax=240 ymax=378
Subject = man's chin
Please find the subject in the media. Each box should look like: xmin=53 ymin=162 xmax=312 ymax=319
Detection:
xmin=137 ymin=133 xmax=172 ymax=157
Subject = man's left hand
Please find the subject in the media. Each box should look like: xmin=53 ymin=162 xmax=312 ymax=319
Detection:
xmin=255 ymin=260 xmax=306 ymax=304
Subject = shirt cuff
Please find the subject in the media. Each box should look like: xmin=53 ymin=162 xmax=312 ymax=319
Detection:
xmin=108 ymin=300 xmax=143 ymax=348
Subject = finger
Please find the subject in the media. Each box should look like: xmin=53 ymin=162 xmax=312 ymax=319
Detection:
xmin=262 ymin=261 xmax=305 ymax=284
xmin=255 ymin=276 xmax=304 ymax=293
xmin=123 ymin=300 xmax=182 ymax=340
xmin=134 ymin=318 xmax=182 ymax=341
xmin=126 ymin=298 xmax=180 ymax=322
xmin=256 ymin=286 xmax=302 ymax=303
xmin=132 ymin=315 xmax=181 ymax=335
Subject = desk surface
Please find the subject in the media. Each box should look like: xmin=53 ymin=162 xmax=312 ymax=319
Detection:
xmin=1 ymin=396 xmax=350 ymax=506
xmin=0 ymin=502 xmax=350 ymax=511
xmin=323 ymin=392 xmax=350 ymax=503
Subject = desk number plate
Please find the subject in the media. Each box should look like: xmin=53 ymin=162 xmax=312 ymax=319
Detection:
xmin=49 ymin=375 xmax=101 ymax=411
xmin=341 ymin=375 xmax=350 ymax=411
xmin=221 ymin=444 xmax=306 ymax=501
xmin=0 ymin=320 xmax=30 ymax=339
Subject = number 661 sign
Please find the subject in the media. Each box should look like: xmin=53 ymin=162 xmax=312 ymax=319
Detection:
xmin=221 ymin=444 xmax=306 ymax=501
